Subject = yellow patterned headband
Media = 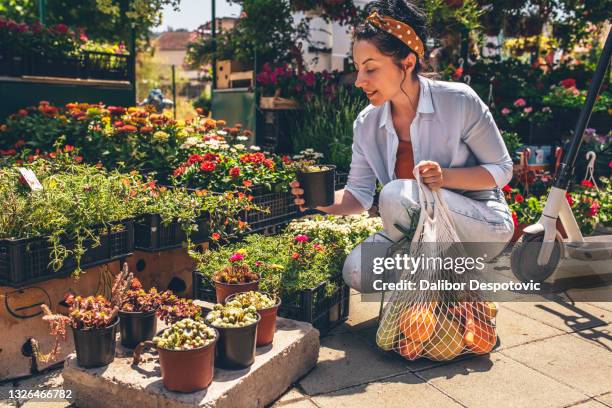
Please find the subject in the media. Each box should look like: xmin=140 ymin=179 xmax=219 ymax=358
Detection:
xmin=365 ymin=11 xmax=425 ymax=60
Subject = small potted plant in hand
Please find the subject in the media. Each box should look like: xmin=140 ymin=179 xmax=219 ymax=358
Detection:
xmin=206 ymin=300 xmax=260 ymax=369
xmin=133 ymin=318 xmax=218 ymax=393
xmin=118 ymin=277 xmax=161 ymax=349
xmin=213 ymin=251 xmax=260 ymax=303
xmin=292 ymin=152 xmax=336 ymax=208
xmin=41 ymin=294 xmax=120 ymax=368
xmin=225 ymin=291 xmax=280 ymax=347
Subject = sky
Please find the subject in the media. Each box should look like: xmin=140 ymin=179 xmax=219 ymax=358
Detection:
xmin=154 ymin=0 xmax=242 ymax=32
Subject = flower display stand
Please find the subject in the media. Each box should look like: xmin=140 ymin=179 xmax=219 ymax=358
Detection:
xmin=62 ymin=314 xmax=320 ymax=408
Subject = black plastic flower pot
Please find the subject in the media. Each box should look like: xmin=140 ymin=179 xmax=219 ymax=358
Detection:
xmin=297 ymin=165 xmax=336 ymax=208
xmin=118 ymin=309 xmax=157 ymax=349
xmin=211 ymin=314 xmax=260 ymax=369
xmin=72 ymin=318 xmax=119 ymax=368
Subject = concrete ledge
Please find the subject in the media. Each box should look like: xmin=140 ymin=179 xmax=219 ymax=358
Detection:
xmin=62 ymin=317 xmax=320 ymax=408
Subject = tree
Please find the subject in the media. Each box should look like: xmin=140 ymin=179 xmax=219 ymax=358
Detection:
xmin=0 ymin=0 xmax=181 ymax=44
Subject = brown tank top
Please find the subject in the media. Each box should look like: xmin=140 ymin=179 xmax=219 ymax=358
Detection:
xmin=395 ymin=140 xmax=415 ymax=179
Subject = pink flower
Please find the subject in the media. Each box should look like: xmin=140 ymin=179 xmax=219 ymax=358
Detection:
xmin=301 ymin=72 xmax=316 ymax=87
xmin=254 ymin=261 xmax=263 ymax=267
xmin=513 ymin=98 xmax=526 ymax=107
xmin=523 ymin=107 xmax=533 ymax=113
xmin=295 ymin=234 xmax=309 ymax=242
xmin=608 ymin=160 xmax=612 ymax=169
xmin=501 ymin=108 xmax=511 ymax=116
xmin=229 ymin=253 xmax=245 ymax=263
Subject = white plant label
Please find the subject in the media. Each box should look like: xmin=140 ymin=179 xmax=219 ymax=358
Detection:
xmin=17 ymin=167 xmax=43 ymax=191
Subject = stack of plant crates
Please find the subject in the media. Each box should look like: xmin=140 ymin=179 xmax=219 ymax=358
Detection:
xmin=0 ymin=219 xmax=134 ymax=287
xmin=192 ymin=270 xmax=350 ymax=336
xmin=134 ymin=214 xmax=210 ymax=252
xmin=240 ymin=184 xmax=299 ymax=234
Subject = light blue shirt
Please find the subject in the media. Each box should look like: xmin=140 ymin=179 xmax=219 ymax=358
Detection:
xmin=345 ymin=75 xmax=513 ymax=210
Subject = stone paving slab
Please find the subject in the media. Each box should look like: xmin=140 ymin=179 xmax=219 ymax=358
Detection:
xmin=594 ymin=392 xmax=612 ymax=407
xmin=298 ymin=331 xmax=408 ymax=396
xmin=271 ymin=389 xmax=317 ymax=408
xmin=62 ymin=317 xmax=319 ymax=408
xmin=416 ymin=353 xmax=587 ymax=408
xmin=503 ymin=300 xmax=610 ymax=333
xmin=311 ymin=373 xmax=463 ymax=408
xmin=500 ymin=332 xmax=612 ymax=397
xmin=567 ymin=399 xmax=610 ymax=408
xmin=494 ymin=305 xmax=565 ymax=350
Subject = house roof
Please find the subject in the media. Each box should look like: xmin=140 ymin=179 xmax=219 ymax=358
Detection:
xmin=156 ymin=31 xmax=196 ymax=51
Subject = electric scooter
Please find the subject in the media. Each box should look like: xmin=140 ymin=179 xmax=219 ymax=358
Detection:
xmin=511 ymin=29 xmax=612 ymax=283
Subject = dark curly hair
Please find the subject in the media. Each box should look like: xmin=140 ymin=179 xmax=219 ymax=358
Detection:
xmin=353 ymin=0 xmax=428 ymax=76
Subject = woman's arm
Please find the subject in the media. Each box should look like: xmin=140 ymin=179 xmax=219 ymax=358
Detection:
xmin=315 ymin=189 xmax=365 ymax=215
xmin=442 ymin=166 xmax=496 ymax=190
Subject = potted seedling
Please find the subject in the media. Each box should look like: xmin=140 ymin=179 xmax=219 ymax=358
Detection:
xmin=206 ymin=300 xmax=260 ymax=369
xmin=133 ymin=318 xmax=218 ymax=393
xmin=225 ymin=291 xmax=280 ymax=347
xmin=41 ymin=294 xmax=120 ymax=368
xmin=212 ymin=251 xmax=260 ymax=304
xmin=295 ymin=160 xmax=336 ymax=208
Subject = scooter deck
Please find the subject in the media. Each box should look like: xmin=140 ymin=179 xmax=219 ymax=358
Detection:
xmin=566 ymin=235 xmax=612 ymax=261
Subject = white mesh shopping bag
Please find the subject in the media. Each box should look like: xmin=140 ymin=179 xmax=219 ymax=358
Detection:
xmin=376 ymin=164 xmax=498 ymax=360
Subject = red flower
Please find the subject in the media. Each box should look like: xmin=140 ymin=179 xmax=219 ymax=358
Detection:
xmin=243 ymin=180 xmax=253 ymax=187
xmin=291 ymin=252 xmax=300 ymax=260
xmin=565 ymin=192 xmax=574 ymax=206
xmin=581 ymin=180 xmax=594 ymax=188
xmin=313 ymin=243 xmax=324 ymax=252
xmin=211 ymin=232 xmax=221 ymax=241
xmin=74 ymin=156 xmax=83 ymax=163
xmin=108 ymin=106 xmax=126 ymax=115
xmin=511 ymin=212 xmax=519 ymax=228
xmin=502 ymin=185 xmax=513 ymax=194
xmin=173 ymin=166 xmax=186 ymax=177
xmin=121 ymin=125 xmax=137 ymax=133
xmin=560 ymin=78 xmax=576 ymax=89
xmin=282 ymin=155 xmax=292 ymax=164
xmin=229 ymin=166 xmax=241 ymax=178
xmin=203 ymin=153 xmax=219 ymax=162
xmin=54 ymin=23 xmax=69 ymax=34
xmin=17 ymin=109 xmax=28 ymax=117
xmin=588 ymin=201 xmax=600 ymax=217
xmin=453 ymin=67 xmax=463 ymax=79
xmin=514 ymin=193 xmax=524 ymax=203
xmin=64 ymin=145 xmax=74 ymax=152
xmin=14 ymin=140 xmax=26 ymax=148
xmin=140 ymin=126 xmax=153 ymax=133
xmin=263 ymin=159 xmax=275 ymax=169
xmin=187 ymin=154 xmax=203 ymax=165
xmin=199 ymin=161 xmax=216 ymax=172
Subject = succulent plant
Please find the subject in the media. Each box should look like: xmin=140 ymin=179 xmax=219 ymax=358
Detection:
xmin=152 ymin=318 xmax=216 ymax=351
xmin=231 ymin=291 xmax=276 ymax=310
xmin=206 ymin=300 xmax=258 ymax=328
xmin=157 ymin=291 xmax=203 ymax=325
xmin=213 ymin=263 xmax=259 ymax=284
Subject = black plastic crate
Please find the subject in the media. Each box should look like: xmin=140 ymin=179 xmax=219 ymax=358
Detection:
xmin=242 ymin=187 xmax=298 ymax=233
xmin=335 ymin=171 xmax=349 ymax=189
xmin=0 ymin=219 xmax=134 ymax=288
xmin=134 ymin=213 xmax=210 ymax=252
xmin=193 ymin=270 xmax=350 ymax=336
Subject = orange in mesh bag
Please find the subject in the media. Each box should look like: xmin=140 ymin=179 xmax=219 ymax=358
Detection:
xmin=375 ymin=164 xmax=497 ymax=361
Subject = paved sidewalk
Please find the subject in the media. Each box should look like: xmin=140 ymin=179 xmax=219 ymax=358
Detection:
xmin=272 ymin=286 xmax=612 ymax=407
xmin=2 ymin=257 xmax=611 ymax=408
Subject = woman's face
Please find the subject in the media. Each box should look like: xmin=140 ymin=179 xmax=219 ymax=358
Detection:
xmin=352 ymin=40 xmax=410 ymax=106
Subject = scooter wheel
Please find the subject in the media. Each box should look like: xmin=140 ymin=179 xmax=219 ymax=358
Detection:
xmin=511 ymin=232 xmax=561 ymax=283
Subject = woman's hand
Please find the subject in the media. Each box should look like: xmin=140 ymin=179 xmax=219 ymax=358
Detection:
xmin=418 ymin=161 xmax=444 ymax=191
xmin=290 ymin=180 xmax=307 ymax=212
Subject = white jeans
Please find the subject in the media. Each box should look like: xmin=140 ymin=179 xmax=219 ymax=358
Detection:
xmin=342 ymin=179 xmax=515 ymax=293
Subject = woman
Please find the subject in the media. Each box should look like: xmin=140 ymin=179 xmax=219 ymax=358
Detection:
xmin=290 ymin=0 xmax=514 ymax=293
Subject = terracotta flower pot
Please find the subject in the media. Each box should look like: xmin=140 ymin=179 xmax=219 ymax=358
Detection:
xmin=133 ymin=329 xmax=219 ymax=393
xmin=225 ymin=292 xmax=281 ymax=347
xmin=72 ymin=318 xmax=119 ymax=368
xmin=214 ymin=279 xmax=259 ymax=304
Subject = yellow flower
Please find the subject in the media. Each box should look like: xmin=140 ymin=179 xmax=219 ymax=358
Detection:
xmin=48 ymin=179 xmax=57 ymax=189
xmin=176 ymin=129 xmax=188 ymax=140
xmin=236 ymin=248 xmax=247 ymax=255
xmin=153 ymin=131 xmax=169 ymax=142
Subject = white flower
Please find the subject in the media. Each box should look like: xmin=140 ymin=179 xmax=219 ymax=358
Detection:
xmin=230 ymin=148 xmax=237 ymax=153
xmin=234 ymin=144 xmax=245 ymax=150
xmin=217 ymin=130 xmax=228 ymax=136
xmin=305 ymin=148 xmax=314 ymax=153
xmin=219 ymin=144 xmax=230 ymax=150
xmin=249 ymin=145 xmax=261 ymax=151
xmin=237 ymin=136 xmax=248 ymax=141
xmin=314 ymin=152 xmax=324 ymax=159
xmin=293 ymin=154 xmax=304 ymax=160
